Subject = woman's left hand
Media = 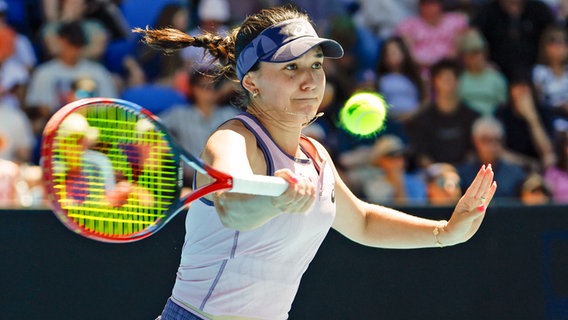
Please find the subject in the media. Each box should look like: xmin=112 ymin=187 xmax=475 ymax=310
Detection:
xmin=444 ymin=164 xmax=497 ymax=245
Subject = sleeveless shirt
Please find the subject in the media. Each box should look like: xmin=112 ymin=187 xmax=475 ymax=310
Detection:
xmin=171 ymin=113 xmax=336 ymax=319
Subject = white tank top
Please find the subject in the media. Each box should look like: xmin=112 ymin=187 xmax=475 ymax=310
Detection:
xmin=171 ymin=113 xmax=336 ymax=319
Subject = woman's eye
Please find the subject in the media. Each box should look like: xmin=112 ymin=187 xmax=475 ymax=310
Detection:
xmin=312 ymin=62 xmax=322 ymax=69
xmin=285 ymin=64 xmax=297 ymax=70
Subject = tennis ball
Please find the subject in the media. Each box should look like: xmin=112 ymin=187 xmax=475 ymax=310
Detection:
xmin=339 ymin=92 xmax=388 ymax=136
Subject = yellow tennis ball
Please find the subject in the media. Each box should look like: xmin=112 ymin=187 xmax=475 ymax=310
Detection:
xmin=339 ymin=92 xmax=388 ymax=136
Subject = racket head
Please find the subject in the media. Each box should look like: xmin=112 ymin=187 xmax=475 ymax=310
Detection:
xmin=41 ymin=98 xmax=184 ymax=243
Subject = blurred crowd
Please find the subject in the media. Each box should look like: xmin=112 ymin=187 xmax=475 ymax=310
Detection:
xmin=1 ymin=0 xmax=568 ymax=208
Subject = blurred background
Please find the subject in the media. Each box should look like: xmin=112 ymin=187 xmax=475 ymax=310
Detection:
xmin=1 ymin=0 xmax=568 ymax=319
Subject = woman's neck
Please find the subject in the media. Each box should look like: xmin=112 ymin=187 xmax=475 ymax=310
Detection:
xmin=252 ymin=112 xmax=304 ymax=158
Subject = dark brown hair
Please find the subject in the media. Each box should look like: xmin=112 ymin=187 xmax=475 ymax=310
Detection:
xmin=537 ymin=24 xmax=568 ymax=65
xmin=133 ymin=6 xmax=310 ymax=108
xmin=377 ymin=36 xmax=425 ymax=102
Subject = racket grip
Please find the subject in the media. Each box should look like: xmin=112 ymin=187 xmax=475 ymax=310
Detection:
xmin=231 ymin=175 xmax=289 ymax=196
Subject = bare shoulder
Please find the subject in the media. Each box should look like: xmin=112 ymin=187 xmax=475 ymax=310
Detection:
xmin=202 ymin=119 xmax=266 ymax=175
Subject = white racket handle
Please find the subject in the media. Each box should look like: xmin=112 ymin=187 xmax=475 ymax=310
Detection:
xmin=231 ymin=175 xmax=289 ymax=196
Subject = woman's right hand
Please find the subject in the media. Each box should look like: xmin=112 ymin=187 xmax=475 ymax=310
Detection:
xmin=271 ymin=168 xmax=317 ymax=213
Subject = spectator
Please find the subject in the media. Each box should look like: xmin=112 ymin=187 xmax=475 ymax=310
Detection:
xmin=181 ymin=0 xmax=231 ymax=70
xmin=136 ymin=3 xmax=189 ymax=85
xmin=82 ymin=0 xmax=130 ymax=41
xmin=40 ymin=0 xmax=110 ymax=61
xmin=0 ymin=0 xmax=16 ymax=64
xmin=405 ymin=59 xmax=480 ymax=168
xmin=0 ymin=159 xmax=45 ymax=208
xmin=472 ymin=0 xmax=555 ymax=81
xmin=0 ymin=159 xmax=19 ymax=207
xmin=544 ymin=130 xmax=568 ymax=203
xmin=346 ymin=134 xmax=427 ymax=205
xmin=54 ymin=113 xmax=153 ymax=207
xmin=495 ymin=74 xmax=556 ymax=170
xmin=424 ymin=162 xmax=463 ymax=205
xmin=0 ymin=57 xmax=29 ymax=110
xmin=353 ymin=0 xmax=418 ymax=39
xmin=457 ymin=117 xmax=526 ymax=202
xmin=0 ymin=100 xmax=34 ymax=163
xmin=11 ymin=31 xmax=37 ymax=73
xmin=0 ymin=1 xmax=34 ymax=110
xmin=324 ymin=14 xmax=380 ymax=99
xmin=377 ymin=35 xmax=426 ymax=122
xmin=457 ymin=28 xmax=508 ymax=116
xmin=519 ymin=172 xmax=552 ymax=205
xmin=158 ymin=68 xmax=239 ymax=186
xmin=532 ymin=24 xmax=568 ymax=132
xmin=25 ymin=21 xmax=118 ymax=132
xmin=395 ymin=0 xmax=468 ymax=73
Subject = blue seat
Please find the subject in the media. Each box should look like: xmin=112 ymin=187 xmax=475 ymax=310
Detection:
xmin=120 ymin=84 xmax=187 ymax=115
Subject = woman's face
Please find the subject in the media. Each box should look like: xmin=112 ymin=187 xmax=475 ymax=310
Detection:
xmin=247 ymin=47 xmax=326 ymax=125
xmin=384 ymin=41 xmax=405 ymax=71
xmin=544 ymin=32 xmax=568 ymax=64
xmin=172 ymin=9 xmax=189 ymax=31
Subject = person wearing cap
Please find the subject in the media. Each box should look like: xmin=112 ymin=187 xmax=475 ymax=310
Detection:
xmin=424 ymin=162 xmax=463 ymax=205
xmin=135 ymin=6 xmax=497 ymax=319
xmin=519 ymin=172 xmax=552 ymax=205
xmin=56 ymin=113 xmax=155 ymax=207
xmin=346 ymin=135 xmax=426 ymax=205
xmin=56 ymin=113 xmax=117 ymax=204
xmin=457 ymin=28 xmax=508 ymax=116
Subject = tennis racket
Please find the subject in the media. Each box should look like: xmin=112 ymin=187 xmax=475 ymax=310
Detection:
xmin=41 ymin=98 xmax=288 ymax=243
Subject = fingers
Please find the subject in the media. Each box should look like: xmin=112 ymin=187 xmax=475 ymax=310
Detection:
xmin=464 ymin=164 xmax=486 ymax=199
xmin=447 ymin=165 xmax=498 ymax=243
xmin=273 ymin=169 xmax=317 ymax=213
xmin=478 ymin=181 xmax=497 ymax=212
xmin=462 ymin=164 xmax=497 ymax=216
xmin=455 ymin=164 xmax=497 ymax=217
xmin=476 ymin=164 xmax=494 ymax=199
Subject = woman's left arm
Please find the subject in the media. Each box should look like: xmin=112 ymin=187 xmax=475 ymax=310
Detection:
xmin=325 ymin=145 xmax=497 ymax=248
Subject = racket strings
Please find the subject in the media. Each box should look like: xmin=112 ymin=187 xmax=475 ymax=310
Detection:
xmin=50 ymin=104 xmax=179 ymax=238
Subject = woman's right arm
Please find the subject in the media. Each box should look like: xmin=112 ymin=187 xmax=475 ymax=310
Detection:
xmin=196 ymin=120 xmax=316 ymax=231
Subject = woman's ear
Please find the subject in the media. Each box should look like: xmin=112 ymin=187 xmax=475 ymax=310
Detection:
xmin=241 ymin=73 xmax=257 ymax=95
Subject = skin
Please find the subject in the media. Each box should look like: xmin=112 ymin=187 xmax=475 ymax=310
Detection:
xmin=196 ymin=46 xmax=498 ymax=248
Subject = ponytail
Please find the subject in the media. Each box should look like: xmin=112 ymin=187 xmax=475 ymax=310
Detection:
xmin=133 ymin=27 xmax=238 ymax=80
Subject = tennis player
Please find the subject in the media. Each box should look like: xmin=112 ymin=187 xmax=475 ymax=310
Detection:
xmin=136 ymin=6 xmax=498 ymax=320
